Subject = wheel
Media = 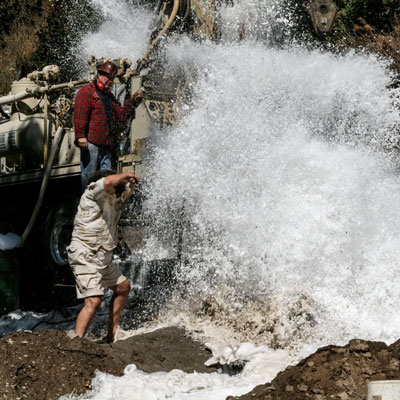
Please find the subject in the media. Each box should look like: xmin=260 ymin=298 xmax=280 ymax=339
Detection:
xmin=44 ymin=197 xmax=79 ymax=270
xmin=36 ymin=197 xmax=80 ymax=309
xmin=47 ymin=208 xmax=76 ymax=267
xmin=1 ymin=181 xmax=81 ymax=312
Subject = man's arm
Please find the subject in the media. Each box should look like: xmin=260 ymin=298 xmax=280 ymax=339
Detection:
xmin=73 ymin=87 xmax=91 ymax=148
xmin=104 ymin=172 xmax=138 ymax=197
xmin=113 ymin=89 xmax=144 ymax=123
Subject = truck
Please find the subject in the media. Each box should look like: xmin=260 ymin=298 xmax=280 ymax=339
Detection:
xmin=0 ymin=0 xmax=337 ymax=314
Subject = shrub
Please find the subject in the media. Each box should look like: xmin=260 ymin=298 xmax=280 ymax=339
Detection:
xmin=0 ymin=0 xmax=103 ymax=94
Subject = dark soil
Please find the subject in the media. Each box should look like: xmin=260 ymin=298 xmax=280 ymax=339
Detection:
xmin=3 ymin=327 xmax=400 ymax=400
xmin=0 ymin=327 xmax=216 ymax=400
xmin=103 ymin=327 xmax=217 ymax=374
xmin=230 ymin=338 xmax=400 ymax=400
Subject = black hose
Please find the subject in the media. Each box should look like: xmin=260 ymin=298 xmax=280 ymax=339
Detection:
xmin=19 ymin=126 xmax=65 ymax=248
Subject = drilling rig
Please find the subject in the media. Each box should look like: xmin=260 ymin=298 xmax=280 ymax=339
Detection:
xmin=0 ymin=0 xmax=337 ymax=313
xmin=0 ymin=0 xmax=222 ymax=312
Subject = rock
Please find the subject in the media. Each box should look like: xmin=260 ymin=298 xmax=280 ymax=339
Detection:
xmin=234 ymin=338 xmax=400 ymax=399
xmin=298 ymin=383 xmax=308 ymax=392
xmin=348 ymin=340 xmax=369 ymax=352
xmin=332 ymin=347 xmax=347 ymax=354
xmin=361 ymin=352 xmax=373 ymax=359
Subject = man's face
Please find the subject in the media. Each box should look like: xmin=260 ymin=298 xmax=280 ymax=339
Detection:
xmin=98 ymin=71 xmax=115 ymax=89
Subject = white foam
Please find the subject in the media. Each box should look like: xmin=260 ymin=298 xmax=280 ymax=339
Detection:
xmin=61 ymin=342 xmax=290 ymax=400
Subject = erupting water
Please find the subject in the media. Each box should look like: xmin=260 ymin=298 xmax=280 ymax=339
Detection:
xmin=78 ymin=0 xmax=153 ymax=61
xmin=86 ymin=0 xmax=400 ymax=353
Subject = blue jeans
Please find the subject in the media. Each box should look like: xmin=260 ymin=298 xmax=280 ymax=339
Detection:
xmin=80 ymin=142 xmax=112 ymax=190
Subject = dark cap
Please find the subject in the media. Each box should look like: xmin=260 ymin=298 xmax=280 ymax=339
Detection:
xmin=97 ymin=61 xmax=118 ymax=78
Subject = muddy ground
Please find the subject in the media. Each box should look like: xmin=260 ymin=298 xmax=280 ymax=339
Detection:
xmin=0 ymin=327 xmax=216 ymax=400
xmin=1 ymin=328 xmax=400 ymax=400
xmin=230 ymin=338 xmax=400 ymax=400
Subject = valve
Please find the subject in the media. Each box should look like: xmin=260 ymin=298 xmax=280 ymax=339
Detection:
xmin=304 ymin=0 xmax=337 ymax=35
xmin=27 ymin=65 xmax=60 ymax=83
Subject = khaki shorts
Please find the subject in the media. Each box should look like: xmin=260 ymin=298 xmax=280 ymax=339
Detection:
xmin=67 ymin=241 xmax=126 ymax=299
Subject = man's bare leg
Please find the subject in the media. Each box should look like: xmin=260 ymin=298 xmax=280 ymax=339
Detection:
xmin=106 ymin=279 xmax=131 ymax=342
xmin=75 ymin=296 xmax=102 ymax=337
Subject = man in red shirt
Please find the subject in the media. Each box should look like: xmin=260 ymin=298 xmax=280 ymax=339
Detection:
xmin=74 ymin=61 xmax=143 ymax=189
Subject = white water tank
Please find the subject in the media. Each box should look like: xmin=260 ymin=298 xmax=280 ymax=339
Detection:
xmin=367 ymin=380 xmax=400 ymax=399
xmin=10 ymin=78 xmax=43 ymax=114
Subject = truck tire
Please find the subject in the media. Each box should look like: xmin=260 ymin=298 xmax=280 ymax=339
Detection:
xmin=16 ymin=193 xmax=80 ymax=312
xmin=44 ymin=198 xmax=79 ymax=267
xmin=40 ymin=197 xmax=79 ymax=307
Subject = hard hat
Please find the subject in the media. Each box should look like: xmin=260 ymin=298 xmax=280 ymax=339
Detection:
xmin=97 ymin=61 xmax=118 ymax=78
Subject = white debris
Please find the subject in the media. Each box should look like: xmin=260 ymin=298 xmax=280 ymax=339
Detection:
xmin=0 ymin=233 xmax=20 ymax=250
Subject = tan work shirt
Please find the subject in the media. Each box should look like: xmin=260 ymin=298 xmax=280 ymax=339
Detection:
xmin=71 ymin=178 xmax=130 ymax=251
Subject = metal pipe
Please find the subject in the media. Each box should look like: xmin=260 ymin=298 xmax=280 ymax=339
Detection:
xmin=0 ymin=79 xmax=90 ymax=107
xmin=0 ymin=90 xmax=36 ymax=106
xmin=43 ymin=93 xmax=49 ymax=165
xmin=41 ymin=79 xmax=89 ymax=93
xmin=19 ymin=126 xmax=65 ymax=248
xmin=137 ymin=0 xmax=181 ymax=72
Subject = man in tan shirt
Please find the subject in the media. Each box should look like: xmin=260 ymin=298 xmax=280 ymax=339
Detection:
xmin=67 ymin=170 xmax=138 ymax=342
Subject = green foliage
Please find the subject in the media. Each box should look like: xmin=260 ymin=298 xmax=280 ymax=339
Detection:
xmin=0 ymin=0 xmax=49 ymax=93
xmin=0 ymin=0 xmax=399 ymax=93
xmin=335 ymin=0 xmax=400 ymax=33
xmin=0 ymin=0 xmax=42 ymax=46
xmin=278 ymin=0 xmax=399 ymax=42
xmin=0 ymin=0 xmax=103 ymax=93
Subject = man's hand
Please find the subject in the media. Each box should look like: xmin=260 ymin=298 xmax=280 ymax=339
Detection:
xmin=131 ymin=88 xmax=144 ymax=100
xmin=78 ymin=138 xmax=88 ymax=149
xmin=104 ymin=171 xmax=139 ymax=196
xmin=124 ymin=172 xmax=139 ymax=197
xmin=124 ymin=171 xmax=139 ymax=185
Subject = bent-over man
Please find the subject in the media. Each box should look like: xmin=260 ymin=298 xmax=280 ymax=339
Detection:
xmin=67 ymin=170 xmax=138 ymax=342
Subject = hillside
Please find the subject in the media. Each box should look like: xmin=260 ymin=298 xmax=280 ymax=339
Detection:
xmin=0 ymin=0 xmax=399 ymax=95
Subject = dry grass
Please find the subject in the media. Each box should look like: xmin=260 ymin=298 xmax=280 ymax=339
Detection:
xmin=0 ymin=1 xmax=52 ymax=94
xmin=336 ymin=18 xmax=400 ymax=82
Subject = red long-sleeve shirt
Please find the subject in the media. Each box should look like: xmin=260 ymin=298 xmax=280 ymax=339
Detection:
xmin=73 ymin=82 xmax=136 ymax=146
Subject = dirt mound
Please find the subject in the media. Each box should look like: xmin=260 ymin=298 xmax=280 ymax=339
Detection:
xmin=0 ymin=327 xmax=215 ymax=400
xmin=3 ymin=328 xmax=400 ymax=400
xmin=231 ymin=338 xmax=400 ymax=400
xmin=103 ymin=327 xmax=216 ymax=374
